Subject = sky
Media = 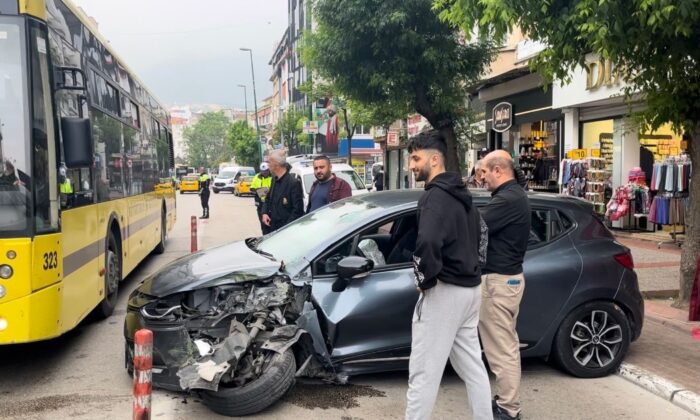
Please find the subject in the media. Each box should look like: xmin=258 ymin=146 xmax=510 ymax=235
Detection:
xmin=71 ymin=0 xmax=288 ymax=109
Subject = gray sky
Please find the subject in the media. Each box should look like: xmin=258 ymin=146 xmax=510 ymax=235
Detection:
xmin=72 ymin=0 xmax=288 ymax=108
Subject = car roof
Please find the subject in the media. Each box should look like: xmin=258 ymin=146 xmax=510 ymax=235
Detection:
xmin=348 ymin=189 xmax=594 ymax=214
xmin=290 ymin=163 xmax=355 ymax=175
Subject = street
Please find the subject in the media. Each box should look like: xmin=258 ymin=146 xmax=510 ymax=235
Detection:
xmin=0 ymin=192 xmax=695 ymax=419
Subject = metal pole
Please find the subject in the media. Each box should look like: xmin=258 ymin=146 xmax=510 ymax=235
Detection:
xmin=237 ymin=84 xmax=248 ymax=125
xmin=241 ymin=48 xmax=262 ymax=164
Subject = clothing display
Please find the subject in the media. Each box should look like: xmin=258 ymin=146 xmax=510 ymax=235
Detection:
xmin=650 ymin=158 xmax=691 ymax=193
xmin=649 ymin=195 xmax=689 ymax=225
xmin=561 ymin=157 xmax=611 ymax=214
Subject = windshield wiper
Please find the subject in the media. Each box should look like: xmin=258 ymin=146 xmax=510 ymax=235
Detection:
xmin=245 ymin=237 xmax=275 ymax=260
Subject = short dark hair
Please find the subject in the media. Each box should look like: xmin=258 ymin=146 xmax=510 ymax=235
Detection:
xmin=313 ymin=155 xmax=331 ymax=164
xmin=407 ymin=129 xmax=447 ymax=159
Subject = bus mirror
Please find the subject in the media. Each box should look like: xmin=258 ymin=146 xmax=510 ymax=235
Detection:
xmin=61 ymin=117 xmax=93 ymax=168
xmin=54 ymin=67 xmax=87 ymax=92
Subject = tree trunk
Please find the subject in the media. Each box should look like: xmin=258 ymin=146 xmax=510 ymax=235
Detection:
xmin=439 ymin=124 xmax=462 ymax=175
xmin=678 ymin=120 xmax=700 ymax=311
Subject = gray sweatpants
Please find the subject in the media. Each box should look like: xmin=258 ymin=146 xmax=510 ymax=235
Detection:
xmin=405 ymin=281 xmax=493 ymax=420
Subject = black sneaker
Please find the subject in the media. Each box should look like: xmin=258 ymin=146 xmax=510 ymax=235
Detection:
xmin=493 ymin=404 xmax=521 ymax=420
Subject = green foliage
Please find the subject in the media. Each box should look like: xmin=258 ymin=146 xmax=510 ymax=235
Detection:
xmin=226 ymin=120 xmax=261 ymax=168
xmin=272 ymin=108 xmax=305 ymax=153
xmin=435 ymin=0 xmax=700 ymax=132
xmin=184 ymin=112 xmax=233 ymax=169
xmin=304 ymin=0 xmax=496 ymax=171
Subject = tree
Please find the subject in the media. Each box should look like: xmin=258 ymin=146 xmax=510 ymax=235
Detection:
xmin=184 ymin=112 xmax=233 ymax=169
xmin=304 ymin=0 xmax=495 ymax=174
xmin=226 ymin=120 xmax=261 ymax=168
xmin=272 ymin=108 xmax=305 ymax=154
xmin=436 ymin=0 xmax=700 ymax=306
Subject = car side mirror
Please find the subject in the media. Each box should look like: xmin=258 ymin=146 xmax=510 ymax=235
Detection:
xmin=61 ymin=117 xmax=93 ymax=168
xmin=332 ymin=256 xmax=374 ymax=293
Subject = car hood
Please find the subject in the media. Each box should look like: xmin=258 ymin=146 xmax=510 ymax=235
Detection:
xmin=138 ymin=240 xmax=282 ymax=297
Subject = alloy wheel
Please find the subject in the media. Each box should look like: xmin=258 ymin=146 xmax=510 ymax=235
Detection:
xmin=569 ymin=309 xmax=623 ymax=368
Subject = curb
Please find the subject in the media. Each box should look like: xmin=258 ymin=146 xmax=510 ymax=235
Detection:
xmin=618 ymin=362 xmax=700 ymax=417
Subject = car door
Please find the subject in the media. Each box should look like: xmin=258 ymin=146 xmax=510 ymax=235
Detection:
xmin=310 ymin=211 xmax=419 ymax=363
xmin=517 ymin=207 xmax=582 ymax=350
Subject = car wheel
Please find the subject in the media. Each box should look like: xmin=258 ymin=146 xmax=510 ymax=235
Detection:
xmin=213 ymin=189 xmax=220 ymax=194
xmin=179 ymin=190 xmax=184 ymax=194
xmin=201 ymin=349 xmax=296 ymax=416
xmin=96 ymin=233 xmax=121 ymax=318
xmin=553 ymin=301 xmax=631 ymax=378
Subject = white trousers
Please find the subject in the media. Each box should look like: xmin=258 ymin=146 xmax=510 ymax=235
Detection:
xmin=405 ymin=281 xmax=493 ymax=420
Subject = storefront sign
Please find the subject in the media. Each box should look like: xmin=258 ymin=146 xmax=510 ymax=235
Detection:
xmin=585 ymin=58 xmax=621 ymax=91
xmin=302 ymin=120 xmax=318 ymax=134
xmin=567 ymin=149 xmax=587 ymax=159
xmin=534 ymin=140 xmax=545 ymax=149
xmin=387 ymin=131 xmax=399 ymax=147
xmin=492 ymin=102 xmax=513 ymax=133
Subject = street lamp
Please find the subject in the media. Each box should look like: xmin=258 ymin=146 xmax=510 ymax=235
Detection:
xmin=240 ymin=47 xmax=262 ymax=163
xmin=237 ymin=84 xmax=248 ymax=124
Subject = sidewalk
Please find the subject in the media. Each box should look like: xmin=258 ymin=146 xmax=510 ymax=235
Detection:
xmin=615 ymin=235 xmax=681 ymax=295
xmin=621 ymin=300 xmax=700 ymax=415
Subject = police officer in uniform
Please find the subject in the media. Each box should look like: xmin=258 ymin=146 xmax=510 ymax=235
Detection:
xmin=251 ymin=162 xmax=273 ymax=234
xmin=198 ymin=167 xmax=211 ymax=219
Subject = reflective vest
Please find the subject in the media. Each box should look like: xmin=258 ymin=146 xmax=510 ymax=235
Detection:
xmin=251 ymin=173 xmax=272 ymax=200
xmin=199 ymin=173 xmax=210 ymax=191
xmin=60 ymin=178 xmax=73 ymax=194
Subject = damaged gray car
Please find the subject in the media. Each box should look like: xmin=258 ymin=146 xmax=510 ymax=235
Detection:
xmin=124 ymin=190 xmax=643 ymax=416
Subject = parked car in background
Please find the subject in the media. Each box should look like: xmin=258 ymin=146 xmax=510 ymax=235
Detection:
xmin=233 ymin=176 xmax=254 ymax=197
xmin=179 ymin=175 xmax=199 ymax=194
xmin=124 ymin=190 xmax=643 ymax=416
xmin=289 ymin=160 xmax=369 ymax=209
xmin=213 ymin=167 xmax=255 ymax=194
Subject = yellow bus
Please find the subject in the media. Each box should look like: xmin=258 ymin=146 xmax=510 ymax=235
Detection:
xmin=0 ymin=0 xmax=176 ymax=344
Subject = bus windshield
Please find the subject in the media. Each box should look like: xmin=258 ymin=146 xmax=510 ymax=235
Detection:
xmin=0 ymin=18 xmax=30 ymax=236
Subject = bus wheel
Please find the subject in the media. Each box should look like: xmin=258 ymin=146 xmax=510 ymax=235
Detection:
xmin=97 ymin=234 xmax=121 ymax=318
xmin=154 ymin=209 xmax=166 ymax=254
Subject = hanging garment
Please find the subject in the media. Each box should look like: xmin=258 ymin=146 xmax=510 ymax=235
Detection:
xmin=665 ymin=163 xmax=675 ymax=192
xmin=648 ymin=197 xmax=657 ymax=223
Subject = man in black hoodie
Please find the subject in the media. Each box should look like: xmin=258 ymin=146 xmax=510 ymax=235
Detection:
xmin=404 ymin=130 xmax=492 ymax=420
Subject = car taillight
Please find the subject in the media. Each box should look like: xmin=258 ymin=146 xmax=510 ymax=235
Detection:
xmin=614 ymin=252 xmax=634 ymax=270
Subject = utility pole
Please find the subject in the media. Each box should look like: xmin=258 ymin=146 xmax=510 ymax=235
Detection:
xmin=237 ymin=84 xmax=248 ymax=124
xmin=240 ymin=48 xmax=262 ymax=164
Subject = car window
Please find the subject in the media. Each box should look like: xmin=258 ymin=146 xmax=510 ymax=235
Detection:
xmin=218 ymin=171 xmax=236 ymax=179
xmin=313 ymin=211 xmax=417 ymax=276
xmin=183 ymin=176 xmax=198 ymax=182
xmin=529 ymin=209 xmax=566 ymax=247
xmin=336 ymin=170 xmax=365 ymax=190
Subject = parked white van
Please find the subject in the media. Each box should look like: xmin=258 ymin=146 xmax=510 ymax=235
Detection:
xmin=212 ymin=166 xmax=255 ymax=193
xmin=289 ymin=160 xmax=370 ymax=209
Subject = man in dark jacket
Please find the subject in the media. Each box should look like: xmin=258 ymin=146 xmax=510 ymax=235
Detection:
xmin=261 ymin=150 xmax=304 ymax=232
xmin=404 ymin=130 xmax=491 ymax=420
xmin=306 ymin=155 xmax=352 ymax=213
xmin=479 ymin=150 xmax=531 ymax=420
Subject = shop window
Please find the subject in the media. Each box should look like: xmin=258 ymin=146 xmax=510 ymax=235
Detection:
xmin=515 ymin=120 xmax=560 ymax=192
xmin=581 ymin=119 xmax=614 ymax=169
xmin=639 ymin=123 xmax=686 ymax=162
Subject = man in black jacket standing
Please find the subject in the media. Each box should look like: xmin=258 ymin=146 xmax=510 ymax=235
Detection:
xmin=261 ymin=150 xmax=304 ymax=232
xmin=479 ymin=150 xmax=531 ymax=420
xmin=404 ymin=130 xmax=492 ymax=420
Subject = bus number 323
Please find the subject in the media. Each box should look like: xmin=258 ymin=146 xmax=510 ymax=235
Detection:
xmin=43 ymin=252 xmax=58 ymax=270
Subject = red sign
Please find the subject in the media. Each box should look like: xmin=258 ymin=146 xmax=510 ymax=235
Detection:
xmin=387 ymin=131 xmax=399 ymax=147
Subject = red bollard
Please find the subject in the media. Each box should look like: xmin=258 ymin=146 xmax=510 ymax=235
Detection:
xmin=191 ymin=215 xmax=198 ymax=253
xmin=133 ymin=329 xmax=153 ymax=420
